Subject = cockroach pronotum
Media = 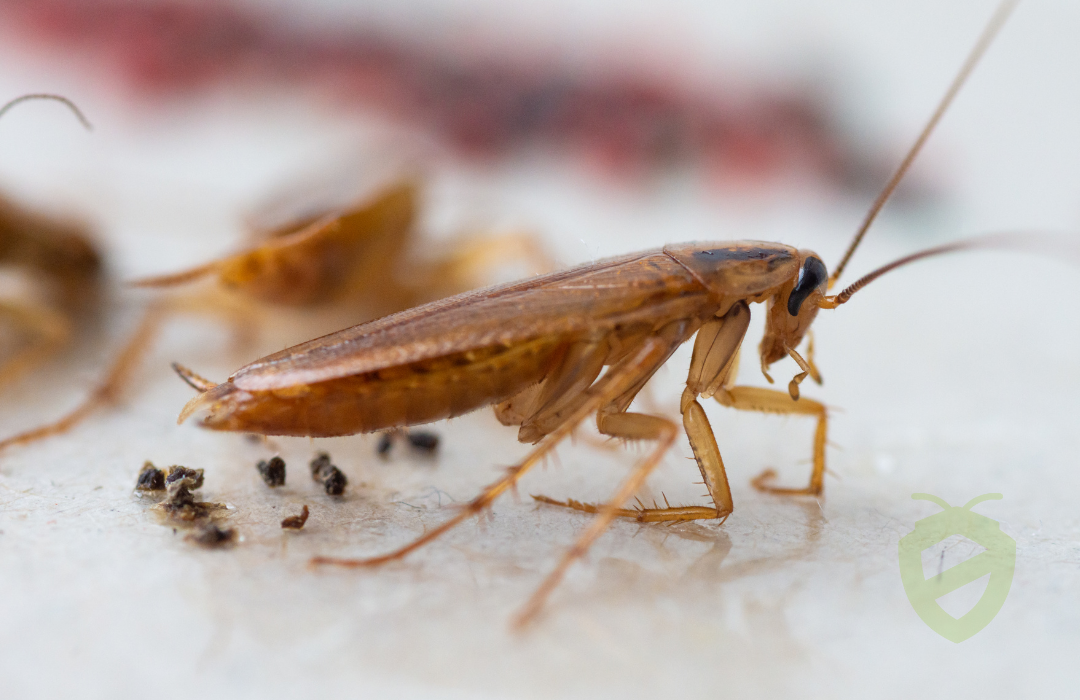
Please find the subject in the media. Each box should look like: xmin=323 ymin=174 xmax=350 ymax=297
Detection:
xmin=174 ymin=1 xmax=1035 ymax=628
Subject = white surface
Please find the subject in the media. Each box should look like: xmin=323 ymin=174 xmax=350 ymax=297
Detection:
xmin=2 ymin=2 xmax=1080 ymax=699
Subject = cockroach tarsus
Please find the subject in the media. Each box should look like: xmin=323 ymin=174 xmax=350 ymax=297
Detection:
xmin=175 ymin=3 xmax=1025 ymax=628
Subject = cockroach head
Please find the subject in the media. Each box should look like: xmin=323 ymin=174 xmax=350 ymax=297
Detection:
xmin=760 ymin=250 xmax=828 ymax=366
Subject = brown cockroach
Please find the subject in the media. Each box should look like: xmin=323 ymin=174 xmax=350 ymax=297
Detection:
xmin=0 ymin=173 xmax=547 ymax=453
xmin=174 ymin=3 xmax=1023 ymax=627
xmin=0 ymin=95 xmax=101 ymax=390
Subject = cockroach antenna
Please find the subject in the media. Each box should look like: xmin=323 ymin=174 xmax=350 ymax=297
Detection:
xmin=820 ymin=231 xmax=1073 ymax=308
xmin=0 ymin=93 xmax=93 ymax=130
xmin=829 ymin=0 xmax=1019 ymax=289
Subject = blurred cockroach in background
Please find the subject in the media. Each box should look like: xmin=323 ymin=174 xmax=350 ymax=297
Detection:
xmin=0 ymin=94 xmax=101 ymax=392
xmin=0 ymin=174 xmax=549 ymax=453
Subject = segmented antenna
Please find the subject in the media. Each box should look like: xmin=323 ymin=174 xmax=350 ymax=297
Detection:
xmin=823 ymin=231 xmax=1073 ymax=307
xmin=0 ymin=93 xmax=92 ymax=130
xmin=830 ymin=0 xmax=1018 ymax=288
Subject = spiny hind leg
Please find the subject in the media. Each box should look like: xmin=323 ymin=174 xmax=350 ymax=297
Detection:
xmin=532 ymin=495 xmax=719 ymax=523
xmin=714 ymin=385 xmax=827 ymax=496
xmin=531 ymin=392 xmax=733 ymax=524
xmin=514 ymin=405 xmax=681 ymax=628
xmin=530 ymin=306 xmax=752 ymax=526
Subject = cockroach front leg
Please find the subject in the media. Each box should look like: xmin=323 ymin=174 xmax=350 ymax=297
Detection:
xmin=712 ymin=385 xmax=828 ymax=496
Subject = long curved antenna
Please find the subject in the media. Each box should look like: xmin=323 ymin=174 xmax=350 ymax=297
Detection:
xmin=0 ymin=93 xmax=93 ymax=130
xmin=820 ymin=230 xmax=1077 ymax=307
xmin=830 ymin=0 xmax=1018 ymax=288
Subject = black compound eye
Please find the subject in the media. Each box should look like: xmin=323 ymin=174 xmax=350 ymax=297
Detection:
xmin=787 ymin=257 xmax=828 ymax=316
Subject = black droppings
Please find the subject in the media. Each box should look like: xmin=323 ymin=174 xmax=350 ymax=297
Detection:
xmin=310 ymin=452 xmax=347 ymax=496
xmin=376 ymin=432 xmax=394 ymax=458
xmin=135 ymin=462 xmax=165 ymax=491
xmin=406 ymin=431 xmax=440 ymax=453
xmin=256 ymin=456 xmax=286 ymax=487
xmin=185 ymin=523 xmax=237 ymax=548
xmin=165 ymin=465 xmax=204 ymax=490
xmin=378 ymin=430 xmax=440 ymax=458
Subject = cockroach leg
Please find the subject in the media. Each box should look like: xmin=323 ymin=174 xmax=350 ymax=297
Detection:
xmin=804 ymin=331 xmax=822 ymax=384
xmin=512 ymin=371 xmax=682 ymax=629
xmin=423 ymin=231 xmax=555 ymax=293
xmin=531 ymin=495 xmax=718 ymax=522
xmin=0 ymin=302 xmax=166 ymax=453
xmin=0 ymin=287 xmax=259 ymax=454
xmin=714 ymin=386 xmax=828 ymax=496
xmin=155 ymin=287 xmax=263 ymax=355
xmin=532 ymin=307 xmax=749 ymax=527
xmin=0 ymin=300 xmax=71 ymax=388
xmin=784 ymin=345 xmax=816 ymax=400
xmin=313 ymin=330 xmax=686 ymax=627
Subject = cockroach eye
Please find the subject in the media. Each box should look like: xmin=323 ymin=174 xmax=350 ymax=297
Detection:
xmin=787 ymin=257 xmax=828 ymax=316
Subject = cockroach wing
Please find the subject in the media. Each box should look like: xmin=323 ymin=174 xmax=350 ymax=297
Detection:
xmin=227 ymin=248 xmax=714 ymax=391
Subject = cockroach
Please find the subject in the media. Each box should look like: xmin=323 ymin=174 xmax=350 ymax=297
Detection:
xmin=174 ymin=2 xmax=1025 ymax=627
xmin=0 ymin=173 xmax=548 ymax=453
xmin=0 ymin=94 xmax=100 ymax=391
xmin=0 ymin=191 xmax=100 ymax=386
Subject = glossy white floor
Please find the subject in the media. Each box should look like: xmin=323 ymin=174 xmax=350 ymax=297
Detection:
xmin=1 ymin=1 xmax=1078 ymax=698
